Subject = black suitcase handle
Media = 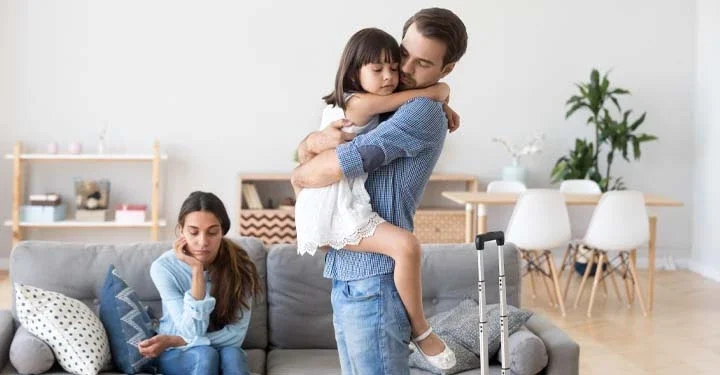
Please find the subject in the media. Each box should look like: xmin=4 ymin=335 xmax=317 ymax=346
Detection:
xmin=475 ymin=231 xmax=505 ymax=249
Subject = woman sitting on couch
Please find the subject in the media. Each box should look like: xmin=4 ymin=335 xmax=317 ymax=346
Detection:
xmin=137 ymin=191 xmax=263 ymax=375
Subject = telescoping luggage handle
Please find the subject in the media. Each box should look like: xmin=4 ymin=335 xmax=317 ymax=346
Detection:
xmin=475 ymin=231 xmax=510 ymax=375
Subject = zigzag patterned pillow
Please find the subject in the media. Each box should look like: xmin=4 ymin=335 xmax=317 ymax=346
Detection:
xmin=15 ymin=284 xmax=112 ymax=375
xmin=99 ymin=265 xmax=157 ymax=374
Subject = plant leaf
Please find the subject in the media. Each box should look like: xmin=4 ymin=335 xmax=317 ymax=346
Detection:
xmin=630 ymin=112 xmax=646 ymax=131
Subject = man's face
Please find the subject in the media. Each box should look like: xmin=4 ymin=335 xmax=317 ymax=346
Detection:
xmin=399 ymin=22 xmax=454 ymax=89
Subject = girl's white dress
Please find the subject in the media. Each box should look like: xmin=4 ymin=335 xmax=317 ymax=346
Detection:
xmin=294 ymin=102 xmax=385 ymax=256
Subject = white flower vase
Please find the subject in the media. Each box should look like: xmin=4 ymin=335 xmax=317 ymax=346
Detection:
xmin=502 ymin=164 xmax=526 ymax=183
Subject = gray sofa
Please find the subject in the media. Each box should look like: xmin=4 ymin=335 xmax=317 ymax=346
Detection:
xmin=0 ymin=236 xmax=579 ymax=374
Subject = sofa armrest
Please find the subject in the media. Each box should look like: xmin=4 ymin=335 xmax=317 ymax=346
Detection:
xmin=525 ymin=313 xmax=579 ymax=375
xmin=0 ymin=310 xmax=16 ymax=370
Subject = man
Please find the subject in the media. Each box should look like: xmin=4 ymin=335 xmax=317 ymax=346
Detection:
xmin=293 ymin=8 xmax=468 ymax=374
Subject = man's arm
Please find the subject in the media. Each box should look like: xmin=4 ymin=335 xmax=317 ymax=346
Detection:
xmin=291 ymin=149 xmax=343 ymax=189
xmin=339 ymin=97 xmax=446 ymax=177
xmin=292 ymin=97 xmax=446 ymax=188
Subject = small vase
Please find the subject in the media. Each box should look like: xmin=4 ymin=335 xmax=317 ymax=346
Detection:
xmin=68 ymin=142 xmax=83 ymax=154
xmin=501 ymin=165 xmax=526 ymax=183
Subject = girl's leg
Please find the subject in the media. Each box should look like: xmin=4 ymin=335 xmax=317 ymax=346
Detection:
xmin=219 ymin=346 xmax=251 ymax=375
xmin=343 ymin=222 xmax=446 ymax=356
xmin=158 ymin=346 xmax=220 ymax=375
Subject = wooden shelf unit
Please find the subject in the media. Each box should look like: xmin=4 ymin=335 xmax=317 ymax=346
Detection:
xmin=5 ymin=141 xmax=167 ymax=247
xmin=237 ymin=173 xmax=477 ymax=245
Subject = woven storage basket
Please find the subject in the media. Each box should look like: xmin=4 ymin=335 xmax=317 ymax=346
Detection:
xmin=413 ymin=210 xmax=466 ymax=243
xmin=239 ymin=210 xmax=296 ymax=245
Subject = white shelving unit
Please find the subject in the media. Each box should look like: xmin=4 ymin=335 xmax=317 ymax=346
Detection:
xmin=5 ymin=141 xmax=168 ymax=247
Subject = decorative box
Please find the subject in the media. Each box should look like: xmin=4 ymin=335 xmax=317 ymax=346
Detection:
xmin=115 ymin=204 xmax=147 ymax=224
xmin=75 ymin=209 xmax=108 ymax=222
xmin=20 ymin=204 xmax=66 ymax=223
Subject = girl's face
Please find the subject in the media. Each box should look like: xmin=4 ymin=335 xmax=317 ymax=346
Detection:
xmin=358 ymin=60 xmax=399 ymax=96
xmin=180 ymin=211 xmax=223 ymax=265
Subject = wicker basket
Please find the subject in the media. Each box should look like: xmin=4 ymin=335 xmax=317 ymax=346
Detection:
xmin=239 ymin=210 xmax=296 ymax=245
xmin=413 ymin=209 xmax=466 ymax=243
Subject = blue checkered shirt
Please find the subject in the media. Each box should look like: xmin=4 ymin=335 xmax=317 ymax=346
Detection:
xmin=323 ymin=97 xmax=448 ymax=281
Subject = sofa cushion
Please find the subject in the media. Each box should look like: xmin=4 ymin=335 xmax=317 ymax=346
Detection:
xmin=9 ymin=325 xmax=55 ymax=374
xmin=15 ymin=284 xmax=111 ymax=375
xmin=98 ymin=265 xmax=157 ymax=374
xmin=266 ymin=246 xmax=335 ymax=349
xmin=500 ymin=327 xmax=548 ymax=375
xmin=9 ymin=236 xmax=268 ymax=350
xmin=266 ymin=349 xmax=340 ymax=375
xmin=0 ymin=350 xmax=265 ymax=375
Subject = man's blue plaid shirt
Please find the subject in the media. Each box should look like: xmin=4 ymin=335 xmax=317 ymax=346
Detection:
xmin=323 ymin=97 xmax=448 ymax=281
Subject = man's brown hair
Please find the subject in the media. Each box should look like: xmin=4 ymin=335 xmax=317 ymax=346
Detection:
xmin=403 ymin=8 xmax=468 ymax=66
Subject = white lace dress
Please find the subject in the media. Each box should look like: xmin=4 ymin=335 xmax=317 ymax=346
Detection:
xmin=294 ymin=103 xmax=385 ymax=256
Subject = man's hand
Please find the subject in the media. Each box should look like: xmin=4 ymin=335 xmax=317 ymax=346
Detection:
xmin=443 ymin=102 xmax=460 ymax=133
xmin=138 ymin=335 xmax=185 ymax=358
xmin=309 ymin=119 xmax=355 ymax=150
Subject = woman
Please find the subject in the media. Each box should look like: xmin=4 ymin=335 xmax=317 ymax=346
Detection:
xmin=138 ymin=191 xmax=262 ymax=375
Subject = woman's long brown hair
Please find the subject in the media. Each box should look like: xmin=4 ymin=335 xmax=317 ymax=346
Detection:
xmin=177 ymin=191 xmax=263 ymax=331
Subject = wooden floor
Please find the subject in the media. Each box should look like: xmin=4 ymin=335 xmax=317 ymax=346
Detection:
xmin=0 ymin=269 xmax=719 ymax=374
xmin=522 ymin=269 xmax=720 ymax=375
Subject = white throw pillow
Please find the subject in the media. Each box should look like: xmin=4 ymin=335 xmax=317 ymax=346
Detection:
xmin=15 ymin=284 xmax=111 ymax=375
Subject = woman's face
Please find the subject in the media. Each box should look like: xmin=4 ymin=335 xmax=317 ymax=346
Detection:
xmin=180 ymin=211 xmax=223 ymax=266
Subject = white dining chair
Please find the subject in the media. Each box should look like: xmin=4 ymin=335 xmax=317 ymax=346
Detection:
xmin=506 ymin=189 xmax=572 ymax=316
xmin=574 ymin=191 xmax=649 ymax=318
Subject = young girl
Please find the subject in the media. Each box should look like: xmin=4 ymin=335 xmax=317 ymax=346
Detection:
xmin=293 ymin=28 xmax=456 ymax=370
xmin=138 ymin=191 xmax=263 ymax=375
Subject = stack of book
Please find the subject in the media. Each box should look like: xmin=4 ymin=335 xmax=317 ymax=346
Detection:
xmin=21 ymin=193 xmax=66 ymax=223
xmin=242 ymin=184 xmax=264 ymax=209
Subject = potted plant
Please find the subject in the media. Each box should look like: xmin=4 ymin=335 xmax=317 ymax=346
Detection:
xmin=550 ymin=69 xmax=657 ymax=191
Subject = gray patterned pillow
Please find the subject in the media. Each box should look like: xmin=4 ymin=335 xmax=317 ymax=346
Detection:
xmin=409 ymin=299 xmax=532 ymax=374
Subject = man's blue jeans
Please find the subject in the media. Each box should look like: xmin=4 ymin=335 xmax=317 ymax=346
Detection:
xmin=158 ymin=345 xmax=250 ymax=375
xmin=332 ymin=273 xmax=413 ymax=375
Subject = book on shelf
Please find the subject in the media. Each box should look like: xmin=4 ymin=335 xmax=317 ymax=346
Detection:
xmin=29 ymin=193 xmax=61 ymax=206
xmin=242 ymin=184 xmax=264 ymax=209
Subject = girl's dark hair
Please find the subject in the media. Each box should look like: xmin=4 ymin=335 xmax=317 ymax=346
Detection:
xmin=177 ymin=191 xmax=263 ymax=331
xmin=322 ymin=28 xmax=401 ymax=110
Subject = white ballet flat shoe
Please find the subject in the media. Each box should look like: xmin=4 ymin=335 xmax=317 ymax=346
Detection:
xmin=411 ymin=326 xmax=456 ymax=370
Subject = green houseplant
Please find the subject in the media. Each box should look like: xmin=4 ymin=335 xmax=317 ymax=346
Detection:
xmin=551 ymin=69 xmax=657 ymax=191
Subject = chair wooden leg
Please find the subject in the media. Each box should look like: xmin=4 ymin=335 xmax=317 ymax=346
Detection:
xmin=558 ymin=243 xmax=573 ymax=280
xmin=546 ymin=251 xmax=566 ymax=317
xmin=522 ymin=250 xmax=538 ymax=299
xmin=608 ymin=257 xmax=624 ymax=304
xmin=587 ymin=252 xmax=606 ymax=318
xmin=627 ymin=252 xmax=648 ymax=317
xmin=629 ymin=249 xmax=637 ymax=303
xmin=562 ymin=247 xmax=578 ymax=302
xmin=574 ymin=251 xmax=596 ymax=309
xmin=536 ymin=250 xmax=557 ymax=307
xmin=600 ymin=264 xmax=609 ymax=298
xmin=620 ymin=253 xmax=633 ymax=309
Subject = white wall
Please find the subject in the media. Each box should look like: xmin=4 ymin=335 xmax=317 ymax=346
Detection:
xmin=692 ymin=0 xmax=720 ymax=281
xmin=0 ymin=1 xmax=696 ymax=267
